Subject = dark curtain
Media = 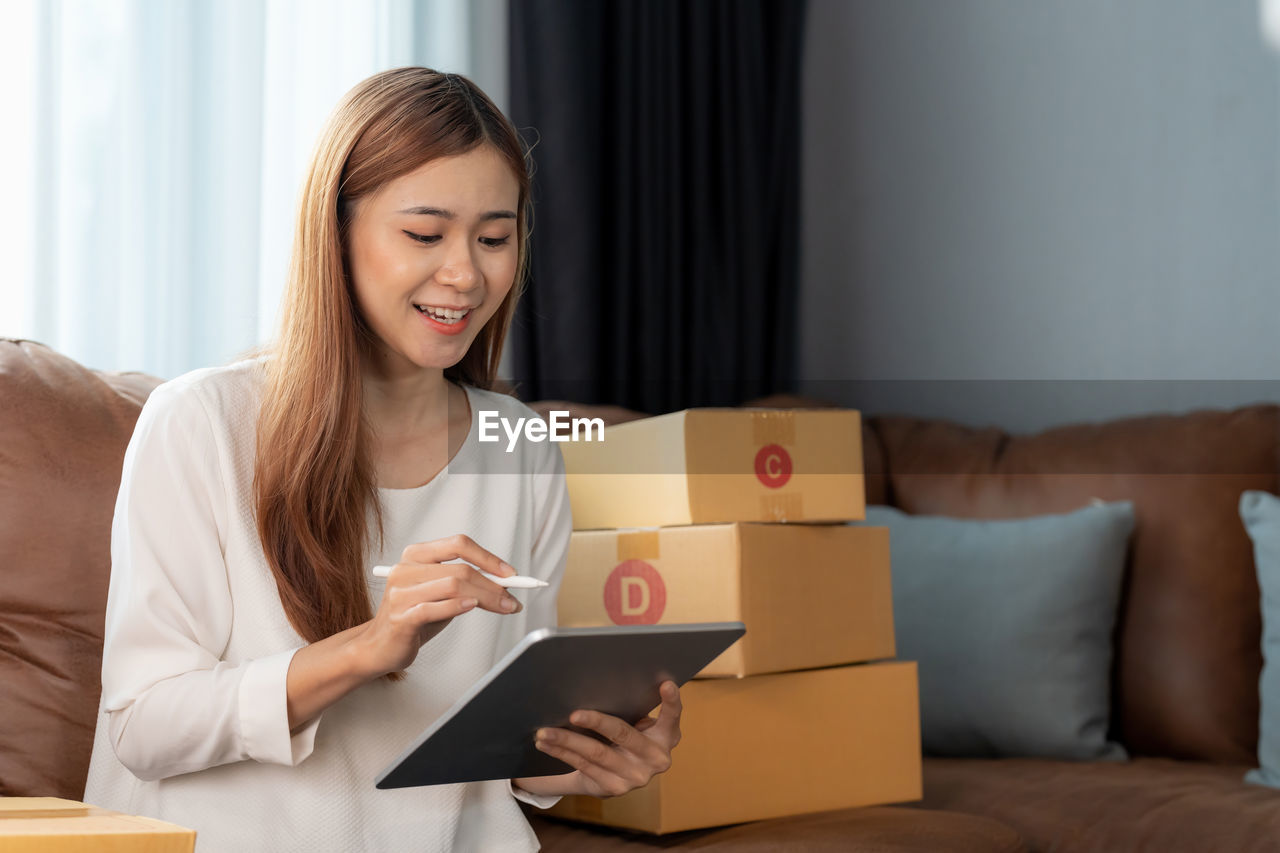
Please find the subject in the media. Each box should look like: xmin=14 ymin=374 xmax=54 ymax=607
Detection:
xmin=508 ymin=0 xmax=807 ymax=413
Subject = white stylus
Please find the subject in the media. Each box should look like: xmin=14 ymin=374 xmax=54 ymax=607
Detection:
xmin=371 ymin=564 xmax=549 ymax=589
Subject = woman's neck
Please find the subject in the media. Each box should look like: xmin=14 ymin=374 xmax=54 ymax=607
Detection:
xmin=361 ymin=359 xmax=473 ymax=489
xmin=362 ymin=364 xmax=452 ymax=440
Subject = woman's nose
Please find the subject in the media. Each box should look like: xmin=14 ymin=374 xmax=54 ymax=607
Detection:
xmin=436 ymin=247 xmax=480 ymax=290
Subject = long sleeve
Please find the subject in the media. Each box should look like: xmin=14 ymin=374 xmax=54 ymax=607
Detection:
xmin=509 ymin=439 xmax=573 ymax=810
xmin=98 ymin=381 xmax=321 ymax=782
xmin=85 ymin=367 xmax=555 ymax=852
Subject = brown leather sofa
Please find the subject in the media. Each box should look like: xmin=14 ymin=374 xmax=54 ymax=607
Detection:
xmin=527 ymin=397 xmax=1280 ymax=851
xmin=4 ymin=338 xmax=1279 ymax=851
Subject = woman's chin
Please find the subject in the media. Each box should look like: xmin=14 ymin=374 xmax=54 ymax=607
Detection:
xmin=362 ymin=340 xmax=466 ymax=378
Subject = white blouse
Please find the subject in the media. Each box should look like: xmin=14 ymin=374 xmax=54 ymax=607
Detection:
xmin=83 ymin=359 xmax=570 ymax=852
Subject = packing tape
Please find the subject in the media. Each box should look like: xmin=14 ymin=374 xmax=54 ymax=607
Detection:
xmin=616 ymin=530 xmax=661 ymax=561
xmin=759 ymin=492 xmax=804 ymax=521
xmin=752 ymin=410 xmax=796 ymax=446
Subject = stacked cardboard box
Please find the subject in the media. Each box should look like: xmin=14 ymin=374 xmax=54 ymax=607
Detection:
xmin=546 ymin=408 xmax=921 ymax=834
xmin=0 ymin=798 xmax=195 ymax=852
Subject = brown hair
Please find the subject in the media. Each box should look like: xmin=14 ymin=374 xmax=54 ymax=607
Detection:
xmin=254 ymin=68 xmax=531 ymax=680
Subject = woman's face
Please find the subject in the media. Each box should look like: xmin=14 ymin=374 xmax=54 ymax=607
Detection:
xmin=346 ymin=146 xmax=520 ymax=378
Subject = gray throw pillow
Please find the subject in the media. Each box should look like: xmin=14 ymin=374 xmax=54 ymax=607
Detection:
xmin=1237 ymin=490 xmax=1280 ymax=788
xmin=861 ymin=502 xmax=1133 ymax=760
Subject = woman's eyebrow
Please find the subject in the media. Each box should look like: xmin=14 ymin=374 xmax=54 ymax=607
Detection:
xmin=396 ymin=205 xmax=516 ymax=222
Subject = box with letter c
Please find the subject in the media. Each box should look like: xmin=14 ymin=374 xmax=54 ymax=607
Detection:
xmin=558 ymin=408 xmax=865 ymax=530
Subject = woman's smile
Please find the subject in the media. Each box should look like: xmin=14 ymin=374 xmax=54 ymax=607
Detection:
xmin=414 ymin=303 xmax=473 ymax=335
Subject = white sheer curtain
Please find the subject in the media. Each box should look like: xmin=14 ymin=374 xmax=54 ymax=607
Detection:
xmin=0 ymin=0 xmax=507 ymax=379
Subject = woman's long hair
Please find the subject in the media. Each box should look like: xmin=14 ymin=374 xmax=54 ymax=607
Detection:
xmin=254 ymin=68 xmax=531 ymax=679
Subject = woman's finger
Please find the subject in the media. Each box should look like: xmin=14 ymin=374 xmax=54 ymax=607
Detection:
xmin=385 ymin=562 xmax=516 ymax=608
xmin=535 ymin=727 xmax=639 ymax=778
xmin=397 ymin=575 xmax=520 ymax=616
xmin=634 ymin=717 xmax=659 ymax=733
xmin=568 ymin=709 xmax=667 ymax=765
xmin=648 ymin=681 xmax=683 ymax=748
xmin=399 ymin=597 xmax=478 ymax=627
xmin=389 ymin=571 xmax=519 ymax=617
xmin=442 ymin=563 xmax=521 ymax=610
xmin=377 ymin=561 xmax=432 ymax=585
xmin=402 ymin=534 xmax=515 ymax=578
xmin=533 ymin=738 xmax=641 ymax=798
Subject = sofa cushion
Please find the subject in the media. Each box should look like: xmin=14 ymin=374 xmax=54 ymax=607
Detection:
xmin=869 ymin=407 xmax=1279 ymax=764
xmin=1238 ymin=490 xmax=1280 ymax=788
xmin=0 ymin=340 xmax=162 ymax=797
xmin=528 ymin=805 xmax=1027 ymax=852
xmin=920 ymin=757 xmax=1280 ymax=852
xmin=863 ymin=502 xmax=1132 ymax=760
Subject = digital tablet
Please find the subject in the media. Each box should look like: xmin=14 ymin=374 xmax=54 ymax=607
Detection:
xmin=374 ymin=622 xmax=746 ymax=789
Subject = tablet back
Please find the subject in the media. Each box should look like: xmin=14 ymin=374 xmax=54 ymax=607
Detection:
xmin=375 ymin=622 xmax=745 ymax=788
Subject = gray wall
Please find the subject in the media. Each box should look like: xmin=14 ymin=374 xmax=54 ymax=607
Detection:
xmin=799 ymin=0 xmax=1280 ymax=432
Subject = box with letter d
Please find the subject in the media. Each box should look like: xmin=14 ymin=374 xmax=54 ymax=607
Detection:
xmin=557 ymin=523 xmax=894 ymax=678
xmin=559 ymin=408 xmax=864 ymax=530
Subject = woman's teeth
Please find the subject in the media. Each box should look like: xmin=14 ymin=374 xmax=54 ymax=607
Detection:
xmin=415 ymin=305 xmax=470 ymax=325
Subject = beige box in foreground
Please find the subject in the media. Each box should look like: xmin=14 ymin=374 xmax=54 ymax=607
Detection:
xmin=560 ymin=408 xmax=864 ymax=530
xmin=545 ymin=661 xmax=921 ymax=834
xmin=558 ymin=523 xmax=894 ymax=677
xmin=0 ymin=798 xmax=194 ymax=852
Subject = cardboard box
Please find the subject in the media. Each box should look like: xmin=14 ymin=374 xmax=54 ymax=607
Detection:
xmin=560 ymin=408 xmax=864 ymax=529
xmin=546 ymin=661 xmax=921 ymax=834
xmin=0 ymin=798 xmax=194 ymax=852
xmin=558 ymin=523 xmax=894 ymax=677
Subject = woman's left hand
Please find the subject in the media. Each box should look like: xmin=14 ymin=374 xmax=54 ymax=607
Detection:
xmin=533 ymin=680 xmax=682 ymax=798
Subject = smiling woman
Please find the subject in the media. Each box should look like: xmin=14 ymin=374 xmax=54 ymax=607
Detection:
xmin=79 ymin=67 xmax=682 ymax=853
xmin=347 ymin=148 xmax=520 ymax=364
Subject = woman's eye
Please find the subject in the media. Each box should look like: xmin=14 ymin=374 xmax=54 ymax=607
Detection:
xmin=403 ymin=231 xmax=508 ymax=248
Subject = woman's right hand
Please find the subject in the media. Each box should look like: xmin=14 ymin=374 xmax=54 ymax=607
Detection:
xmin=355 ymin=535 xmax=523 ymax=678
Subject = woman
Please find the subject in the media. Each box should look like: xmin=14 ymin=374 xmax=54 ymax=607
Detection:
xmin=83 ymin=67 xmax=681 ymax=852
